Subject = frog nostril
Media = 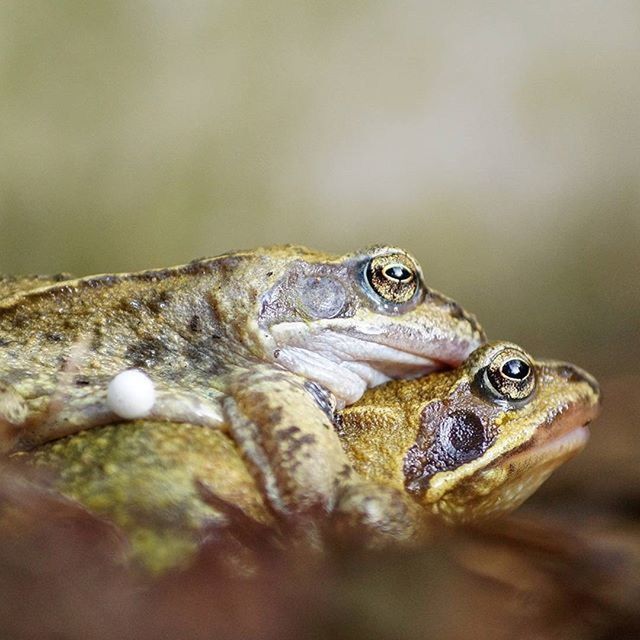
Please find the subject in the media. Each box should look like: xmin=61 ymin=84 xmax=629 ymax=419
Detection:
xmin=424 ymin=292 xmax=485 ymax=340
xmin=446 ymin=300 xmax=465 ymax=321
xmin=557 ymin=364 xmax=600 ymax=396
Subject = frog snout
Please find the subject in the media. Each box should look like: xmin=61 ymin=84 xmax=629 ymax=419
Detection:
xmin=426 ymin=291 xmax=486 ymax=341
xmin=555 ymin=363 xmax=600 ymax=397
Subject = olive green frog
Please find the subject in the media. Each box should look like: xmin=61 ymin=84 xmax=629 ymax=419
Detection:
xmin=0 ymin=246 xmax=484 ymax=517
xmin=21 ymin=342 xmax=599 ymax=572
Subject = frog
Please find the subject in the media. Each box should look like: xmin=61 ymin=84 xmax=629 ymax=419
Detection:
xmin=336 ymin=340 xmax=600 ymax=526
xmin=18 ymin=341 xmax=599 ymax=572
xmin=0 ymin=245 xmax=484 ymax=518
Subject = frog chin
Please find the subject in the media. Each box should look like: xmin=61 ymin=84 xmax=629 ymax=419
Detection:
xmin=267 ymin=319 xmax=478 ymax=406
xmin=268 ymin=325 xmax=447 ymax=407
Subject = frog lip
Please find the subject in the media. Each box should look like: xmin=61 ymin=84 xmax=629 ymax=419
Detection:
xmin=509 ymin=423 xmax=590 ymax=468
xmin=488 ymin=396 xmax=598 ymax=473
xmin=342 ymin=315 xmax=485 ymax=364
xmin=269 ymin=319 xmax=482 ymax=371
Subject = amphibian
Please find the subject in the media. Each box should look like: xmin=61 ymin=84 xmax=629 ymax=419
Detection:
xmin=0 ymin=246 xmax=484 ymax=517
xmin=20 ymin=342 xmax=599 ymax=572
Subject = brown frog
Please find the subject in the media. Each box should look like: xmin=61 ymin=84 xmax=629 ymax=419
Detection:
xmin=20 ymin=342 xmax=599 ymax=572
xmin=0 ymin=246 xmax=484 ymax=518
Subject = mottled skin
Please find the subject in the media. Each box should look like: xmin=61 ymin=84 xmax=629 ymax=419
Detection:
xmin=0 ymin=246 xmax=484 ymax=517
xmin=338 ymin=342 xmax=600 ymax=524
xmin=19 ymin=342 xmax=599 ymax=572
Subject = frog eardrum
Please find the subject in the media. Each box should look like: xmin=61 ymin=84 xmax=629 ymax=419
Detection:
xmin=297 ymin=276 xmax=347 ymax=319
xmin=477 ymin=346 xmax=536 ymax=404
xmin=364 ymin=252 xmax=420 ymax=305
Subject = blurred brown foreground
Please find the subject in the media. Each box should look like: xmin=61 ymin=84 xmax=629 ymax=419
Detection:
xmin=0 ymin=453 xmax=637 ymax=640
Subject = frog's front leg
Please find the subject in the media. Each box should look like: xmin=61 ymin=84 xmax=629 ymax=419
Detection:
xmin=330 ymin=481 xmax=426 ymax=547
xmin=222 ymin=366 xmax=354 ymax=517
xmin=4 ymin=377 xmax=226 ymax=453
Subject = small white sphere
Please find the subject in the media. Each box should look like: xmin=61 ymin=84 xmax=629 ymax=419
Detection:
xmin=107 ymin=369 xmax=156 ymax=420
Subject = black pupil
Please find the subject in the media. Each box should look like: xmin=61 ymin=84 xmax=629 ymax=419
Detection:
xmin=501 ymin=358 xmax=530 ymax=380
xmin=384 ymin=264 xmax=412 ymax=282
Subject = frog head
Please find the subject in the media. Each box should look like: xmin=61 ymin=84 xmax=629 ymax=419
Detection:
xmin=240 ymin=245 xmax=485 ymax=406
xmin=338 ymin=341 xmax=600 ymax=523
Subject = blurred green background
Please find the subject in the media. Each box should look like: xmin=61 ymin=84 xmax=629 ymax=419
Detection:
xmin=1 ymin=2 xmax=638 ymax=505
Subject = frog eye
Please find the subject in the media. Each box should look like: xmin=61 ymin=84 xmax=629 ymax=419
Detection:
xmin=364 ymin=253 xmax=420 ymax=304
xmin=480 ymin=347 xmax=536 ymax=404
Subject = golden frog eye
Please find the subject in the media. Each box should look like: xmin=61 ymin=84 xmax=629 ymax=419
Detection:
xmin=481 ymin=347 xmax=536 ymax=404
xmin=365 ymin=253 xmax=419 ymax=304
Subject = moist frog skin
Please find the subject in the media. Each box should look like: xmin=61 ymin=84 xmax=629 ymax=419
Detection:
xmin=20 ymin=341 xmax=599 ymax=572
xmin=0 ymin=245 xmax=484 ymax=517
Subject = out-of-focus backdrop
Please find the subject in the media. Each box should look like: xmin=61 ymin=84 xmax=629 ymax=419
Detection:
xmin=1 ymin=2 xmax=638 ymax=519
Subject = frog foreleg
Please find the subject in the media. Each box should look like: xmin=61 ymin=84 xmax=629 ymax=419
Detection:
xmin=6 ymin=376 xmax=226 ymax=452
xmin=331 ymin=482 xmax=424 ymax=546
xmin=222 ymin=366 xmax=354 ymax=517
xmin=0 ymin=386 xmax=30 ymax=452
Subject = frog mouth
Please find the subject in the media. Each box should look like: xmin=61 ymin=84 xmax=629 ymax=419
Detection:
xmin=507 ymin=399 xmax=598 ymax=469
xmin=508 ymin=424 xmax=590 ymax=468
xmin=337 ymin=321 xmax=483 ymax=368
xmin=268 ymin=316 xmax=483 ymax=406
xmin=270 ymin=319 xmax=480 ymax=371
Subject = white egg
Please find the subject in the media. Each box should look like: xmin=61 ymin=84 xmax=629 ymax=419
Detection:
xmin=107 ymin=369 xmax=156 ymax=419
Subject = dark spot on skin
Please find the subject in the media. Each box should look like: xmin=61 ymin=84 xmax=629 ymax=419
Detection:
xmin=146 ymin=291 xmax=171 ymax=314
xmin=125 ymin=336 xmax=168 ymax=368
xmin=337 ymin=464 xmax=352 ymax=480
xmin=404 ymin=407 xmax=493 ymax=495
xmin=74 ymin=376 xmax=91 ymax=386
xmin=445 ymin=300 xmax=465 ymax=321
xmin=446 ymin=411 xmax=486 ymax=457
xmin=273 ymin=349 xmax=281 ymax=359
xmin=286 ymin=433 xmax=317 ymax=456
xmin=276 ymin=426 xmax=301 ymax=441
xmin=266 ymin=271 xmax=273 ymax=277
xmin=189 ymin=314 xmax=203 ymax=332
xmin=44 ymin=332 xmax=65 ymax=343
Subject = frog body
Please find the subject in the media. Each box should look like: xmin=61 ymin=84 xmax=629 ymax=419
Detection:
xmin=20 ymin=342 xmax=599 ymax=572
xmin=0 ymin=245 xmax=484 ymax=517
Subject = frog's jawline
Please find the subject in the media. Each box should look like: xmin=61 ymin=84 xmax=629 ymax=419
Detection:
xmin=506 ymin=424 xmax=589 ymax=468
xmin=273 ymin=343 xmax=440 ymax=407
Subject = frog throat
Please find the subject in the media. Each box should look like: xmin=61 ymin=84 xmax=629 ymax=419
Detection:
xmin=265 ymin=312 xmax=483 ymax=406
